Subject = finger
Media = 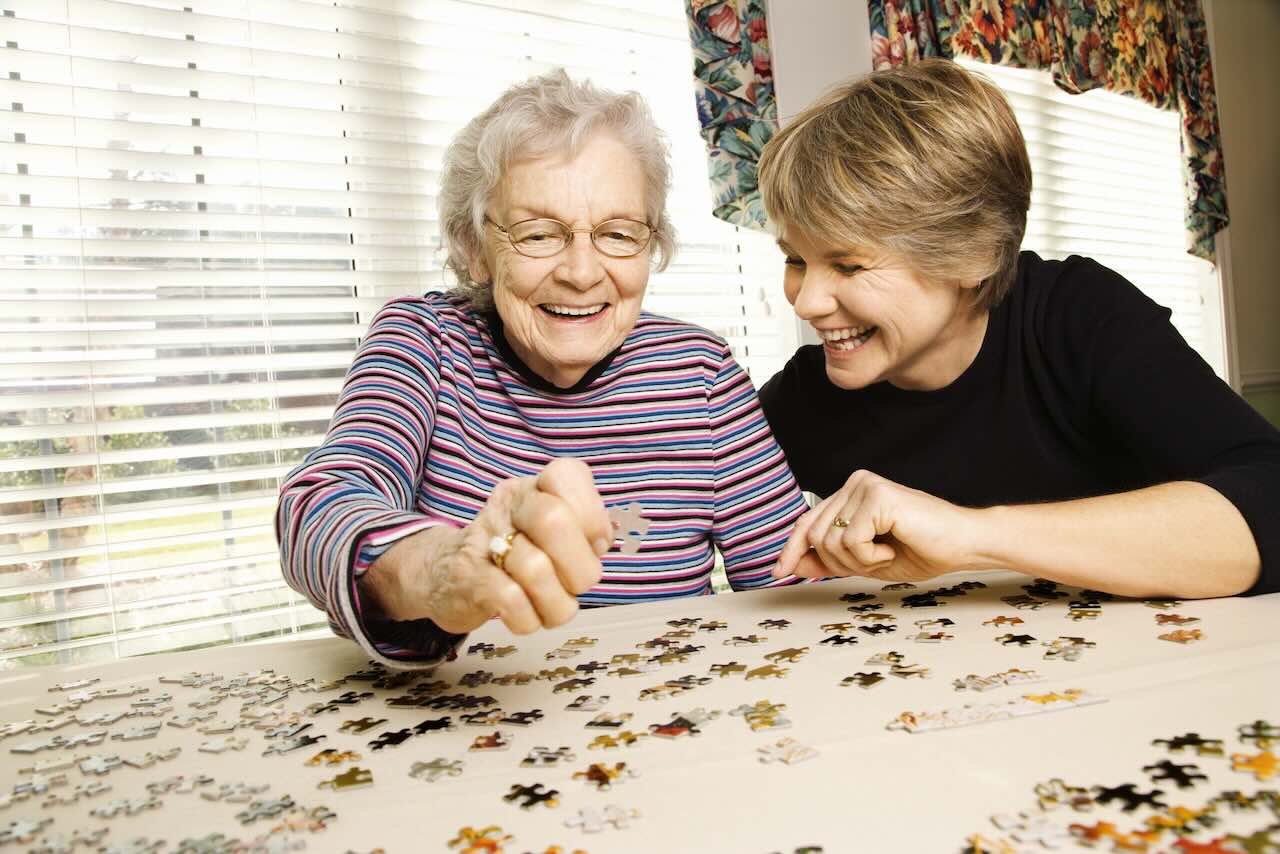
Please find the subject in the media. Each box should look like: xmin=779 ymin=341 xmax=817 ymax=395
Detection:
xmin=537 ymin=458 xmax=612 ymax=555
xmin=499 ymin=531 xmax=582 ymax=629
xmin=819 ymin=494 xmax=865 ymax=572
xmin=512 ymin=489 xmax=604 ymax=597
xmin=774 ymin=508 xmax=823 ymax=577
xmin=487 ymin=571 xmax=542 ymax=635
xmin=846 ymin=507 xmax=897 ymax=566
xmin=791 ymin=550 xmax=849 ymax=578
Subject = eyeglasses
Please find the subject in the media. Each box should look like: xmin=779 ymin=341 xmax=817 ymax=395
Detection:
xmin=484 ymin=215 xmax=653 ymax=259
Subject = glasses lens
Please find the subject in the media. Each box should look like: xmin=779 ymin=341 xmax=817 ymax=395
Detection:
xmin=506 ymin=219 xmax=568 ymax=257
xmin=592 ymin=220 xmax=651 ymax=257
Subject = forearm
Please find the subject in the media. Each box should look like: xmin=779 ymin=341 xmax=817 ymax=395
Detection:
xmin=971 ymin=481 xmax=1260 ymax=598
xmin=359 ymin=525 xmax=463 ymax=622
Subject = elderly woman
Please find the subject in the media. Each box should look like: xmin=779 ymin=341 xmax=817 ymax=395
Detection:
xmin=277 ymin=70 xmax=808 ymax=667
xmin=758 ymin=59 xmax=1280 ymax=599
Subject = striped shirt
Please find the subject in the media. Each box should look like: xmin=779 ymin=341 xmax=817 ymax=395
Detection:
xmin=276 ymin=293 xmax=809 ymax=668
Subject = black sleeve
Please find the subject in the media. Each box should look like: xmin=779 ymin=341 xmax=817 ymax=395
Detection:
xmin=1047 ymin=258 xmax=1280 ymax=595
xmin=758 ymin=351 xmax=811 ymax=491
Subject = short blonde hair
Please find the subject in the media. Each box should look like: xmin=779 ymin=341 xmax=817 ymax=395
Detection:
xmin=758 ymin=59 xmax=1031 ymax=310
xmin=439 ymin=69 xmax=675 ymax=310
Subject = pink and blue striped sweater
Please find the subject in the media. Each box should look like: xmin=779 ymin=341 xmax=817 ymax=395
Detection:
xmin=276 ymin=292 xmax=809 ymax=668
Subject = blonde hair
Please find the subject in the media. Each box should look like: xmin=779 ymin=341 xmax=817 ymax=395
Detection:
xmin=758 ymin=58 xmax=1031 ymax=310
xmin=439 ymin=69 xmax=675 ymax=310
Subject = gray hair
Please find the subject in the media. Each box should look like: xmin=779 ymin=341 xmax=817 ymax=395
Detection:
xmin=438 ymin=69 xmax=676 ymax=309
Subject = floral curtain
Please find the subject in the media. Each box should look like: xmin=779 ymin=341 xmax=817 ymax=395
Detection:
xmin=686 ymin=0 xmax=777 ymax=230
xmin=869 ymin=0 xmax=1228 ymax=263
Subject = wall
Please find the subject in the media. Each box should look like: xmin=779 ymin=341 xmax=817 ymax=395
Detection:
xmin=1205 ymin=0 xmax=1280 ymax=425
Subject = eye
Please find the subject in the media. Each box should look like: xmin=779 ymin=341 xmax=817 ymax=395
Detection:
xmin=834 ymin=264 xmax=864 ymax=276
xmin=783 ymin=256 xmax=805 ymax=268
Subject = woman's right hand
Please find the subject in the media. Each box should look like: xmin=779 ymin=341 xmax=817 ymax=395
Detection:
xmin=361 ymin=457 xmax=613 ymax=636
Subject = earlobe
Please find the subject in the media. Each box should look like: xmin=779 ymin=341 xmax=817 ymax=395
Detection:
xmin=468 ymin=254 xmax=491 ymax=287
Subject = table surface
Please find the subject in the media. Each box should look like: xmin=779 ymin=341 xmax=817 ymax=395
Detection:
xmin=2 ymin=572 xmax=1278 ymax=853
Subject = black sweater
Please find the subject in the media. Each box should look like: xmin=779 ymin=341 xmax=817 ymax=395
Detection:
xmin=759 ymin=252 xmax=1280 ymax=596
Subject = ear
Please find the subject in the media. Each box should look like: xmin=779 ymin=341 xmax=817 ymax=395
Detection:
xmin=467 ymin=247 xmax=491 ymax=286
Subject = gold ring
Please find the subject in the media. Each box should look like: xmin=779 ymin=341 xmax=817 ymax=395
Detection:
xmin=832 ymin=516 xmax=850 ymax=529
xmin=488 ymin=531 xmax=517 ymax=571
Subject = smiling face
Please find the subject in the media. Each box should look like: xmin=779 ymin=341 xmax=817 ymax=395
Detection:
xmin=469 ymin=132 xmax=651 ymax=389
xmin=779 ymin=229 xmax=988 ymax=391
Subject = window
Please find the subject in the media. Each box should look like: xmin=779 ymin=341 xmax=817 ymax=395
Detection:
xmin=0 ymin=0 xmax=793 ymax=668
xmin=956 ymin=59 xmax=1226 ymax=377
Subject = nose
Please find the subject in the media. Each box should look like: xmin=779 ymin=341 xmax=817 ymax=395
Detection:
xmin=553 ymin=231 xmax=605 ymax=291
xmin=789 ymin=268 xmax=838 ymax=321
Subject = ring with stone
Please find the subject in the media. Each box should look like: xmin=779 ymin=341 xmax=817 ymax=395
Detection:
xmin=832 ymin=516 xmax=850 ymax=529
xmin=488 ymin=531 xmax=518 ymax=571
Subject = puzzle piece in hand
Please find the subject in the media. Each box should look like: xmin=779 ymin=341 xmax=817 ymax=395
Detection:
xmin=504 ymin=783 xmax=560 ymax=810
xmin=607 ymin=503 xmax=649 ymax=555
xmin=317 ymin=766 xmax=373 ymax=791
xmin=1238 ymin=720 xmax=1280 ymax=749
xmin=1143 ymin=759 xmax=1209 ymax=789
xmin=757 ymin=737 xmax=819 ymax=765
xmin=410 ymin=758 xmax=463 ymax=782
xmin=841 ymin=672 xmax=885 ymax=689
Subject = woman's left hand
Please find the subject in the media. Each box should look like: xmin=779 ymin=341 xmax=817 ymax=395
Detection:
xmin=772 ymin=469 xmax=986 ymax=583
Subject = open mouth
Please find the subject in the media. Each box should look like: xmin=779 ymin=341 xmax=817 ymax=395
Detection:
xmin=540 ymin=303 xmax=608 ymax=320
xmin=819 ymin=324 xmax=878 ymax=352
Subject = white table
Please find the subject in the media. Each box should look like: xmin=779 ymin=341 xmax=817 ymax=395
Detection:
xmin=2 ymin=572 xmax=1278 ymax=853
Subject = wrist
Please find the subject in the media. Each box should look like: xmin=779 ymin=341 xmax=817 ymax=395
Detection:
xmin=362 ymin=525 xmax=464 ymax=622
xmin=963 ymin=504 xmax=1014 ymax=572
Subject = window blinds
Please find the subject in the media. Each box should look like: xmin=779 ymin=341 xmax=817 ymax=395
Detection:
xmin=0 ymin=0 xmax=794 ymax=667
xmin=956 ymin=59 xmax=1224 ymax=376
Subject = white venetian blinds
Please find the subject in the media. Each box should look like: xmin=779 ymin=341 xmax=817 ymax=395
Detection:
xmin=956 ymin=59 xmax=1225 ymax=376
xmin=0 ymin=0 xmax=793 ymax=667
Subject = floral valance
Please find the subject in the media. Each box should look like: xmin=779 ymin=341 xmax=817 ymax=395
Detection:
xmin=686 ymin=0 xmax=777 ymax=231
xmin=868 ymin=0 xmax=1228 ymax=263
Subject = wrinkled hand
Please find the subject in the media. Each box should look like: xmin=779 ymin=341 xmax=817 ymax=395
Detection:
xmin=376 ymin=457 xmax=612 ymax=636
xmin=772 ymin=469 xmax=984 ymax=584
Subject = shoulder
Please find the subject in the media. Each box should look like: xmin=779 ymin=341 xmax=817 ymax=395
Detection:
xmin=622 ymin=312 xmax=736 ymax=368
xmin=368 ymin=292 xmax=488 ymax=348
xmin=759 ymin=345 xmax=826 ymax=411
xmin=1014 ymin=252 xmax=1169 ymax=328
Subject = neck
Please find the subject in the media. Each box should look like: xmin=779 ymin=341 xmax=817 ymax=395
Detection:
xmin=889 ymin=306 xmax=989 ymax=391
